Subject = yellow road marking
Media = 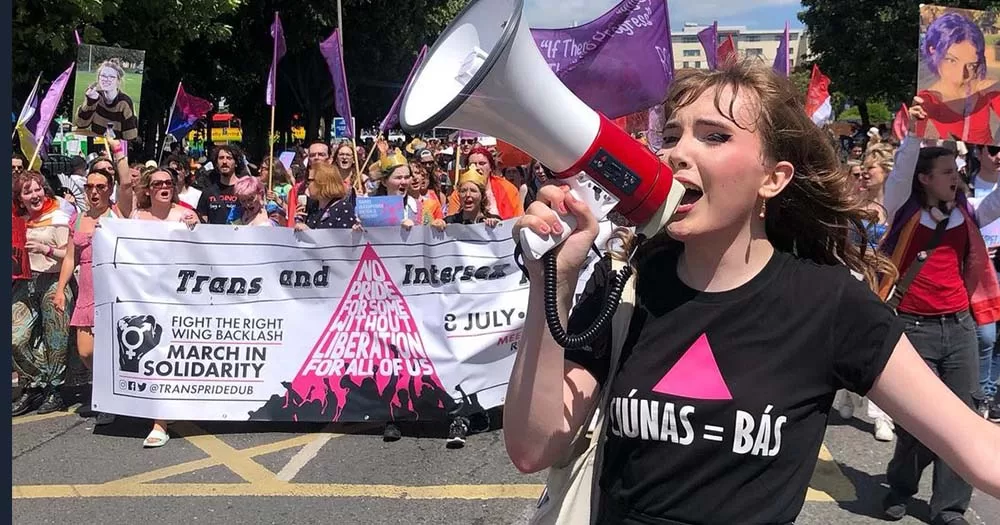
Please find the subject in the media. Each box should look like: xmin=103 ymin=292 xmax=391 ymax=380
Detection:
xmin=170 ymin=422 xmax=278 ymax=484
xmin=806 ymin=444 xmax=857 ymax=502
xmin=12 ymin=404 xmax=81 ymax=426
xmin=13 ymin=483 xmax=546 ymax=499
xmin=99 ymin=435 xmax=325 ymax=487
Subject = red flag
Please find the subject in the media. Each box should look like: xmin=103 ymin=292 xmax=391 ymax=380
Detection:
xmin=892 ymin=103 xmax=909 ymax=142
xmin=804 ymin=64 xmax=832 ymax=125
xmin=717 ymin=36 xmax=737 ymax=67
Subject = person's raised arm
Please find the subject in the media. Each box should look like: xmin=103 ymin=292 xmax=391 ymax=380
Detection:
xmin=883 ymin=98 xmax=926 ymax=222
xmin=107 ymin=136 xmax=134 ymax=218
xmin=869 ymin=336 xmax=1000 ymax=497
xmin=503 ymin=185 xmax=603 ymax=473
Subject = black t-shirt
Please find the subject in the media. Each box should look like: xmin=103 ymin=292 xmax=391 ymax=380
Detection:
xmin=565 ymin=246 xmax=903 ymax=524
xmin=196 ymin=178 xmax=238 ymax=225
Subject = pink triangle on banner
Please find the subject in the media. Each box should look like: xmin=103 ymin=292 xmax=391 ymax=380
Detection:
xmin=287 ymin=244 xmax=447 ymax=420
xmin=651 ymin=333 xmax=732 ymax=400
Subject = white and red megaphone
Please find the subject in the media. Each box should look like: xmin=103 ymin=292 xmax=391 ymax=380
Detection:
xmin=400 ymin=0 xmax=685 ymax=260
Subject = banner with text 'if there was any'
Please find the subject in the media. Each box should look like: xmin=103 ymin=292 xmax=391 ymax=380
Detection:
xmin=91 ymin=220 xmax=527 ymax=422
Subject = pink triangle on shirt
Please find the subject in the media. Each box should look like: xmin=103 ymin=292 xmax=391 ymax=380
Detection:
xmin=651 ymin=333 xmax=732 ymax=400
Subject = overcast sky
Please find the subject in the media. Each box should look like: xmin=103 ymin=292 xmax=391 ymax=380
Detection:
xmin=524 ymin=0 xmax=804 ymax=30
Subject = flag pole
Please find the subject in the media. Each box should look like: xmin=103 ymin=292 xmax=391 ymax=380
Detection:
xmin=360 ymin=133 xmax=380 ymax=171
xmin=13 ymin=74 xmax=42 ymax=140
xmin=268 ymin=104 xmax=276 ymax=189
xmin=159 ymin=82 xmax=182 ymax=165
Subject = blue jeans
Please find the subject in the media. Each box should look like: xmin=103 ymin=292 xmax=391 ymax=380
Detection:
xmin=974 ymin=269 xmax=1000 ymax=400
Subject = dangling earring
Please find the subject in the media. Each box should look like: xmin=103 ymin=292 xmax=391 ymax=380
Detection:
xmin=759 ymin=199 xmax=767 ymax=220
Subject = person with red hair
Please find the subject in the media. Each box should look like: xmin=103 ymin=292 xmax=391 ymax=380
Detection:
xmin=447 ymin=145 xmax=523 ymax=219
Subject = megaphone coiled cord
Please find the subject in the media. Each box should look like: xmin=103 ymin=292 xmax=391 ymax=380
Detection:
xmin=542 ymin=250 xmax=633 ymax=350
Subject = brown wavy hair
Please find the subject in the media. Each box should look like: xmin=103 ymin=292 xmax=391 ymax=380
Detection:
xmin=615 ymin=59 xmax=897 ymax=290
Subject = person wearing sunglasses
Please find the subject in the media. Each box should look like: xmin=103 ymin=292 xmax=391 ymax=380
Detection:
xmin=53 ymin=168 xmax=122 ymax=425
xmin=12 ymin=153 xmax=26 ymax=176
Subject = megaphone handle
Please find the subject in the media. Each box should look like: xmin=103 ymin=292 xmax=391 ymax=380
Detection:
xmin=518 ymin=206 xmax=578 ymax=262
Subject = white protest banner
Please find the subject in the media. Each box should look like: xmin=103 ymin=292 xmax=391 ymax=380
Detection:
xmin=92 ymin=219 xmax=528 ymax=422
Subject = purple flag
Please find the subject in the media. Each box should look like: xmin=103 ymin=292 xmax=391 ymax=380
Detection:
xmin=320 ymin=29 xmax=354 ymax=139
xmin=773 ymin=21 xmax=790 ymax=77
xmin=35 ymin=63 xmax=74 ymax=143
xmin=266 ymin=12 xmax=286 ymax=107
xmin=697 ymin=22 xmax=718 ymax=70
xmin=531 ymin=0 xmax=674 ymax=119
xmin=379 ymin=45 xmax=428 ymax=134
xmin=74 ymin=29 xmax=82 ymax=46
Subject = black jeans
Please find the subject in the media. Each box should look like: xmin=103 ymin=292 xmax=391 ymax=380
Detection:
xmin=886 ymin=311 xmax=977 ymax=521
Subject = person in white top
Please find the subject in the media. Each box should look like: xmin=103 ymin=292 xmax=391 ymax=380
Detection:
xmin=967 ymin=143 xmax=1000 ymax=422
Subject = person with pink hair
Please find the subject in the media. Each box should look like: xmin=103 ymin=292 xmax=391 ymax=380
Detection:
xmin=233 ymin=176 xmax=276 ymax=227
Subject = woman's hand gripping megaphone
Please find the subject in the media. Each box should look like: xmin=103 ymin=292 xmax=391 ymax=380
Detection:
xmin=513 ymin=184 xmax=599 ymax=284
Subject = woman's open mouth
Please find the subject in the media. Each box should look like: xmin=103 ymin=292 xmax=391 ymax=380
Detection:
xmin=675 ymin=180 xmax=703 ymax=214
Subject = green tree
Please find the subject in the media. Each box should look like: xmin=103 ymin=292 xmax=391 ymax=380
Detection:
xmin=798 ymin=0 xmax=1000 ymax=127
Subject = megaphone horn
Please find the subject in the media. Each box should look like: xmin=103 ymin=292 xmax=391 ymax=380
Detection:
xmin=400 ymin=0 xmax=685 ymax=259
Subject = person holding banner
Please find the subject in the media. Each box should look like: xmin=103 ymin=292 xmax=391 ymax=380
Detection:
xmin=371 ymin=149 xmax=437 ymax=231
xmin=505 ymin=61 xmax=1000 ymax=524
xmin=444 ymin=167 xmax=501 ymax=227
xmin=12 ymin=171 xmax=75 ymax=416
xmin=52 ymin=166 xmax=122 ymax=425
xmin=334 ymin=141 xmax=358 ymax=188
xmin=197 ymin=145 xmax=244 ymax=225
xmin=446 ymin=145 xmax=522 ymax=220
xmin=295 ymin=162 xmax=356 ymax=231
xmin=233 ymin=177 xmax=277 ymax=227
xmin=129 ymin=166 xmax=198 ymax=447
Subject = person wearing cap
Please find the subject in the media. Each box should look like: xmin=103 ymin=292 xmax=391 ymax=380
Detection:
xmin=446 ymin=145 xmax=523 ymax=219
xmin=445 ymin=167 xmax=501 ymax=227
xmin=418 ymin=148 xmax=450 ymax=198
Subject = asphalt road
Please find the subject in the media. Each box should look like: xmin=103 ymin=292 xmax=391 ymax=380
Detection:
xmin=11 ymin=389 xmax=1000 ymax=525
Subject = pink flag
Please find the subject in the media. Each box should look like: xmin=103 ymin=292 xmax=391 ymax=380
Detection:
xmin=74 ymin=29 xmax=82 ymax=46
xmin=266 ymin=12 xmax=286 ymax=107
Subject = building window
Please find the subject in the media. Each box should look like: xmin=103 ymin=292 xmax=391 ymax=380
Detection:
xmin=694 ymin=61 xmax=701 ymax=69
xmin=679 ymin=35 xmax=698 ymax=43
xmin=789 ymin=59 xmax=795 ymax=67
xmin=746 ymin=48 xmax=764 ymax=56
xmin=682 ymin=61 xmax=690 ymax=68
xmin=683 ymin=49 xmax=700 ymax=57
xmin=743 ymin=34 xmax=761 ymax=42
xmin=789 ymin=47 xmax=794 ymax=55
xmin=790 ymin=33 xmax=799 ymax=41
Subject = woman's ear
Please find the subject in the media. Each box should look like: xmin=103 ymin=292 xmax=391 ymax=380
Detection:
xmin=759 ymin=161 xmax=795 ymax=199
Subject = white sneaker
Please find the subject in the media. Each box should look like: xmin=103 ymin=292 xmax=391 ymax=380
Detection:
xmin=838 ymin=402 xmax=854 ymax=420
xmin=874 ymin=418 xmax=894 ymax=442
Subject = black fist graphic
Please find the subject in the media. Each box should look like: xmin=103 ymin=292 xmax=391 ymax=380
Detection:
xmin=117 ymin=315 xmax=163 ymax=373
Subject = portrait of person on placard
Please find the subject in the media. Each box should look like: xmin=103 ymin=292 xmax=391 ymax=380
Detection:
xmin=916 ymin=5 xmax=1000 ymax=146
xmin=72 ymin=45 xmax=145 ymax=141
